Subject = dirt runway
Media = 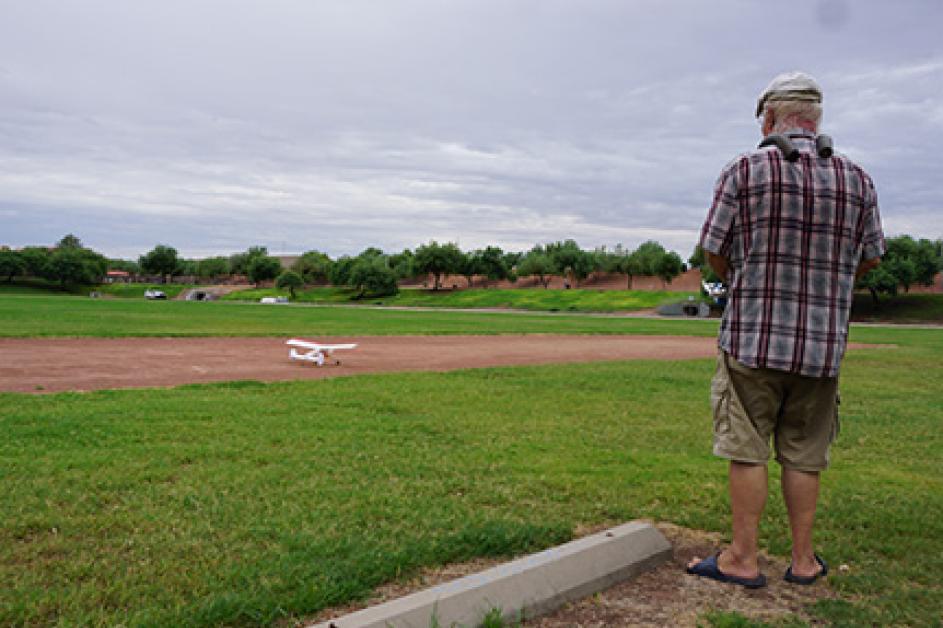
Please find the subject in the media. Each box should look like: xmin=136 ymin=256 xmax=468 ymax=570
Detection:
xmin=0 ymin=335 xmax=721 ymax=393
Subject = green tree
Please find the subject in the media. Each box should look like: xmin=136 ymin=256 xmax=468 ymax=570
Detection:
xmin=476 ymin=246 xmax=510 ymax=285
xmin=44 ymin=247 xmax=107 ymax=287
xmin=875 ymin=236 xmax=940 ymax=292
xmin=616 ymin=250 xmax=645 ymax=289
xmin=457 ymin=251 xmax=484 ymax=288
xmin=546 ymin=240 xmax=593 ymax=287
xmin=357 ymin=247 xmax=385 ymax=259
xmin=56 ymin=233 xmax=83 ymax=249
xmin=246 ymin=255 xmax=282 ymax=286
xmin=633 ymin=241 xmax=667 ymax=276
xmin=196 ymin=257 xmax=229 ymax=280
xmin=588 ymin=247 xmax=613 ymax=282
xmin=329 ymin=256 xmax=356 ymax=287
xmin=855 ymin=235 xmax=942 ymax=305
xmin=414 ymin=241 xmax=463 ymax=290
xmin=348 ymin=256 xmax=398 ymax=298
xmin=654 ymin=250 xmax=684 ymax=287
xmin=0 ymin=249 xmax=25 ymax=282
xmin=108 ymin=258 xmax=141 ymax=274
xmin=18 ymin=247 xmax=50 ymax=278
xmin=502 ymin=251 xmax=523 ymax=271
xmin=139 ymin=245 xmax=180 ymax=283
xmin=912 ymin=238 xmax=942 ymax=287
xmin=858 ymin=264 xmax=899 ymax=305
xmin=177 ymin=259 xmax=199 ymax=277
xmin=275 ymin=270 xmax=304 ymax=299
xmin=517 ymin=249 xmax=555 ymax=288
xmin=292 ymin=250 xmax=333 ymax=284
xmin=388 ymin=249 xmax=415 ymax=280
xmin=229 ymin=246 xmax=269 ymax=276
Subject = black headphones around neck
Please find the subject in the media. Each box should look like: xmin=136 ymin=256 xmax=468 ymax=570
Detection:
xmin=758 ymin=134 xmax=833 ymax=162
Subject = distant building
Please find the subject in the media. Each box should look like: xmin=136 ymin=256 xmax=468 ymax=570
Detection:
xmin=104 ymin=270 xmax=131 ymax=283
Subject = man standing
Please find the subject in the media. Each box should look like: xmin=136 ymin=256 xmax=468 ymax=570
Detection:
xmin=686 ymin=72 xmax=886 ymax=588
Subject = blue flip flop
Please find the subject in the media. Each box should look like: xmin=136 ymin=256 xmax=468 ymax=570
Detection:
xmin=686 ymin=552 xmax=767 ymax=589
xmin=784 ymin=553 xmax=828 ymax=585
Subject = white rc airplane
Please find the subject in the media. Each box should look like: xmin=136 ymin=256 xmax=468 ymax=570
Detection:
xmin=286 ymin=338 xmax=358 ymax=366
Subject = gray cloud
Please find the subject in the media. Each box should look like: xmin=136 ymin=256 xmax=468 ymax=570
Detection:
xmin=1 ymin=0 xmax=941 ymax=259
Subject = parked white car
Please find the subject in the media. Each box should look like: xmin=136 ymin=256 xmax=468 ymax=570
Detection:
xmin=144 ymin=289 xmax=167 ymax=300
xmin=260 ymin=296 xmax=289 ymax=304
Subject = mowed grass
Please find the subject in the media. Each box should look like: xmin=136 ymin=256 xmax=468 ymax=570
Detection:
xmin=96 ymin=283 xmax=194 ymax=299
xmin=0 ymin=294 xmax=719 ymax=338
xmin=1 ymin=325 xmax=940 ymax=626
xmin=221 ymin=286 xmax=701 ymax=313
xmin=850 ymin=292 xmax=943 ymax=323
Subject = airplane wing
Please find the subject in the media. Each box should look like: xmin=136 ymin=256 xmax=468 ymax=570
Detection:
xmin=286 ymin=339 xmax=357 ymax=351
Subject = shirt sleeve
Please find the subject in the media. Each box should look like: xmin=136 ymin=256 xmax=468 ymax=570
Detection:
xmin=699 ymin=159 xmax=740 ymax=257
xmin=860 ymin=176 xmax=886 ymax=261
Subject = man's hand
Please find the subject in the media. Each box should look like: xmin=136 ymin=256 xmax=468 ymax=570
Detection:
xmin=855 ymin=257 xmax=880 ymax=280
xmin=706 ymin=251 xmax=730 ymax=283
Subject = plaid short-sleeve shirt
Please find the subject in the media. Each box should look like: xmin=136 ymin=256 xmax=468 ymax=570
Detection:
xmin=700 ymin=129 xmax=886 ymax=378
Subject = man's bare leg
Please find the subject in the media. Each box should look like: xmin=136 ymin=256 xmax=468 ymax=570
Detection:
xmin=781 ymin=467 xmax=822 ymax=577
xmin=688 ymin=461 xmax=767 ymax=577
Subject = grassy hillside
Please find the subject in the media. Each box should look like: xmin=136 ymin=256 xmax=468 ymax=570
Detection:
xmin=221 ymin=286 xmax=702 ymax=312
xmin=1 ymin=325 xmax=940 ymax=626
xmin=0 ymin=280 xmax=192 ymax=299
xmin=851 ymin=292 xmax=943 ymax=323
xmin=96 ymin=282 xmax=193 ymax=299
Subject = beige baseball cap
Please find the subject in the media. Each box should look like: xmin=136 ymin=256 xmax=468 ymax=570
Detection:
xmin=755 ymin=71 xmax=823 ymax=117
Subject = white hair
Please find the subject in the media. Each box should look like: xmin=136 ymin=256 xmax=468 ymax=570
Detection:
xmin=762 ymin=99 xmax=822 ymax=133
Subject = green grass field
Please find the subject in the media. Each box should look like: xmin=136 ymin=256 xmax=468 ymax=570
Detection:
xmin=0 ymin=279 xmax=90 ymax=296
xmin=220 ymin=286 xmax=702 ymax=313
xmin=0 ymin=294 xmax=941 ymax=626
xmin=0 ymin=294 xmax=720 ymax=338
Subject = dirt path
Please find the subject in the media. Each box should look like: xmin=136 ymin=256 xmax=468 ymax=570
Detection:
xmin=0 ymin=335 xmax=721 ymax=394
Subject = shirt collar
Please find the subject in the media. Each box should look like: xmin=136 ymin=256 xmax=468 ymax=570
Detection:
xmin=783 ymin=127 xmax=817 ymax=140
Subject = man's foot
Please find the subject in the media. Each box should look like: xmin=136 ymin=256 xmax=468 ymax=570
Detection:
xmin=686 ymin=550 xmax=767 ymax=589
xmin=784 ymin=553 xmax=828 ymax=585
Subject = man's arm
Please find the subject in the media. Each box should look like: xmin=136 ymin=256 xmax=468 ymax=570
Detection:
xmin=706 ymin=251 xmax=730 ymax=283
xmin=855 ymin=256 xmax=880 ymax=281
xmin=700 ymin=159 xmax=740 ymax=285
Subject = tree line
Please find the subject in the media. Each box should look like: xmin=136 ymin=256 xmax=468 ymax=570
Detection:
xmin=0 ymin=236 xmax=689 ymax=298
xmin=2 ymin=234 xmax=940 ymax=302
xmin=241 ymin=239 xmax=688 ymax=298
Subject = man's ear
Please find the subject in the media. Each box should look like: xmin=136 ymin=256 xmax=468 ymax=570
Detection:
xmin=761 ymin=110 xmax=774 ymax=136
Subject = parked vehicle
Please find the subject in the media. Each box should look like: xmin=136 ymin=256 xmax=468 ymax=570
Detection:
xmin=144 ymin=289 xmax=167 ymax=300
xmin=260 ymin=296 xmax=289 ymax=304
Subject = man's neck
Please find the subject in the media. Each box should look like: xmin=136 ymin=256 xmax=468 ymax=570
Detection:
xmin=773 ymin=118 xmax=817 ymax=135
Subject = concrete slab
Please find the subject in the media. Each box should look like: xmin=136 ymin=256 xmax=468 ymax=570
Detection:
xmin=311 ymin=520 xmax=672 ymax=628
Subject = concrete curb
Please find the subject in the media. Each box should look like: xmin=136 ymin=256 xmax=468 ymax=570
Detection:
xmin=311 ymin=520 xmax=672 ymax=628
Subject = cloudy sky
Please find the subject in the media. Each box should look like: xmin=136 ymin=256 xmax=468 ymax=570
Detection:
xmin=2 ymin=0 xmax=941 ymax=259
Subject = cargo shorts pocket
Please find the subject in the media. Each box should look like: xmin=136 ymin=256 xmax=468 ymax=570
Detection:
xmin=711 ymin=364 xmax=731 ymax=435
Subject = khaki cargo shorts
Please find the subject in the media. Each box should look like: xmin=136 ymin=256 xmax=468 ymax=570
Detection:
xmin=711 ymin=352 xmax=840 ymax=472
